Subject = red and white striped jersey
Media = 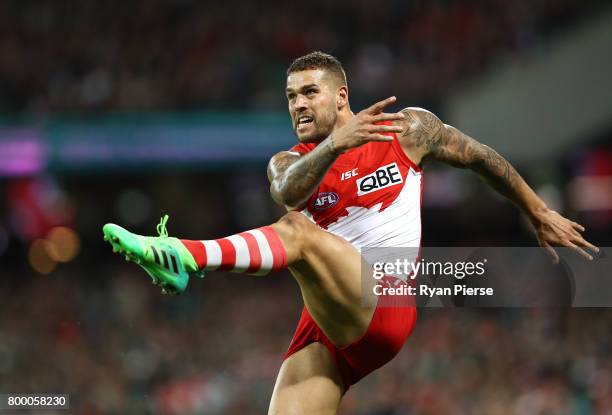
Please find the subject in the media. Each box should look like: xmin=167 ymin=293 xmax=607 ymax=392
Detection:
xmin=289 ymin=131 xmax=423 ymax=252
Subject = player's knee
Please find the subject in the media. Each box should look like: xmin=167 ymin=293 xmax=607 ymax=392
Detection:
xmin=277 ymin=212 xmax=318 ymax=245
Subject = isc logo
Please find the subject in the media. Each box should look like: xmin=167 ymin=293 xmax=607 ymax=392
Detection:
xmin=313 ymin=192 xmax=339 ymax=210
xmin=357 ymin=162 xmax=403 ymax=196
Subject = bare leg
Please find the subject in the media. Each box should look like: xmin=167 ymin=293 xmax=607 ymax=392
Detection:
xmin=268 ymin=343 xmax=343 ymax=415
xmin=267 ymin=212 xmax=379 ymax=414
xmin=108 ymin=209 xmax=380 ymax=413
xmin=272 ymin=212 xmax=376 ymax=347
xmin=180 ymin=211 xmax=378 ymax=413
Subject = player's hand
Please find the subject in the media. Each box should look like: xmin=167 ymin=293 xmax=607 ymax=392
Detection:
xmin=532 ymin=208 xmax=599 ymax=263
xmin=330 ymin=96 xmax=405 ymax=153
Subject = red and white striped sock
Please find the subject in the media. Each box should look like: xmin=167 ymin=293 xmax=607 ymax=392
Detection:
xmin=180 ymin=226 xmax=287 ymax=275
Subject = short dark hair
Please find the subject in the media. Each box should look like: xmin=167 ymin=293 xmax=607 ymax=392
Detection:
xmin=287 ymin=51 xmax=347 ymax=86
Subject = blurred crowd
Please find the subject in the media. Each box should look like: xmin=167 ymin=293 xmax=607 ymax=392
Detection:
xmin=0 ymin=0 xmax=607 ymax=115
xmin=1 ymin=263 xmax=612 ymax=415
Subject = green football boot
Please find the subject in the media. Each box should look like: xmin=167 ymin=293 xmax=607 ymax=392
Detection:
xmin=102 ymin=215 xmax=204 ymax=295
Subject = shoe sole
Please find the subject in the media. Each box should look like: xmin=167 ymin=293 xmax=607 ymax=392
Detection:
xmin=103 ymin=224 xmax=188 ymax=295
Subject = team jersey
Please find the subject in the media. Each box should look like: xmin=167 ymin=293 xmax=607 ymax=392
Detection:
xmin=289 ymin=130 xmax=423 ymax=253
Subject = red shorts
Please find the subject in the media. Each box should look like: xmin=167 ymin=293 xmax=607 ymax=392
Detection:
xmin=283 ymin=280 xmax=417 ymax=392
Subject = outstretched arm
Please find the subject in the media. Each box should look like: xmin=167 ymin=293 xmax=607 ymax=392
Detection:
xmin=397 ymin=107 xmax=599 ymax=262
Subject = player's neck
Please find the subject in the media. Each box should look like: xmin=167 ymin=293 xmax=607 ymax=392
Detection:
xmin=332 ymin=108 xmax=354 ymax=131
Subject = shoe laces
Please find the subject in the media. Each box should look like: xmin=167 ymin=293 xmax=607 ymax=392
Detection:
xmin=156 ymin=214 xmax=169 ymax=238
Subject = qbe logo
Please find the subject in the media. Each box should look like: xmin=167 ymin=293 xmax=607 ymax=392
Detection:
xmin=357 ymin=162 xmax=403 ymax=196
xmin=313 ymin=192 xmax=340 ymax=210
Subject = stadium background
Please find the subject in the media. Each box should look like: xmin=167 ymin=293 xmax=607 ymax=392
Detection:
xmin=0 ymin=0 xmax=611 ymax=413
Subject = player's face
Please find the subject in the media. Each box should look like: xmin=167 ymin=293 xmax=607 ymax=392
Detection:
xmin=286 ymin=69 xmax=339 ymax=143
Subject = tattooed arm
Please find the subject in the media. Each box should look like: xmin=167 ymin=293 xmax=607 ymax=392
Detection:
xmin=397 ymin=107 xmax=598 ymax=261
xmin=267 ymin=138 xmax=339 ymax=210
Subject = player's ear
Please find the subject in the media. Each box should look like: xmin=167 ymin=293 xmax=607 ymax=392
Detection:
xmin=337 ymin=86 xmax=348 ymax=110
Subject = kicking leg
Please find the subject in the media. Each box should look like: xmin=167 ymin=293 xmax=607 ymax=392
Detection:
xmin=104 ymin=212 xmax=379 ymax=415
xmin=271 ymin=212 xmax=376 ymax=346
xmin=179 ymin=211 xmax=375 ymax=345
xmin=104 ymin=212 xmax=376 ymax=343
xmin=266 ymin=213 xmax=381 ymax=414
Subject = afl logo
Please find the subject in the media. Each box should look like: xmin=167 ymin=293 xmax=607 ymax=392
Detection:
xmin=313 ymin=192 xmax=339 ymax=211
